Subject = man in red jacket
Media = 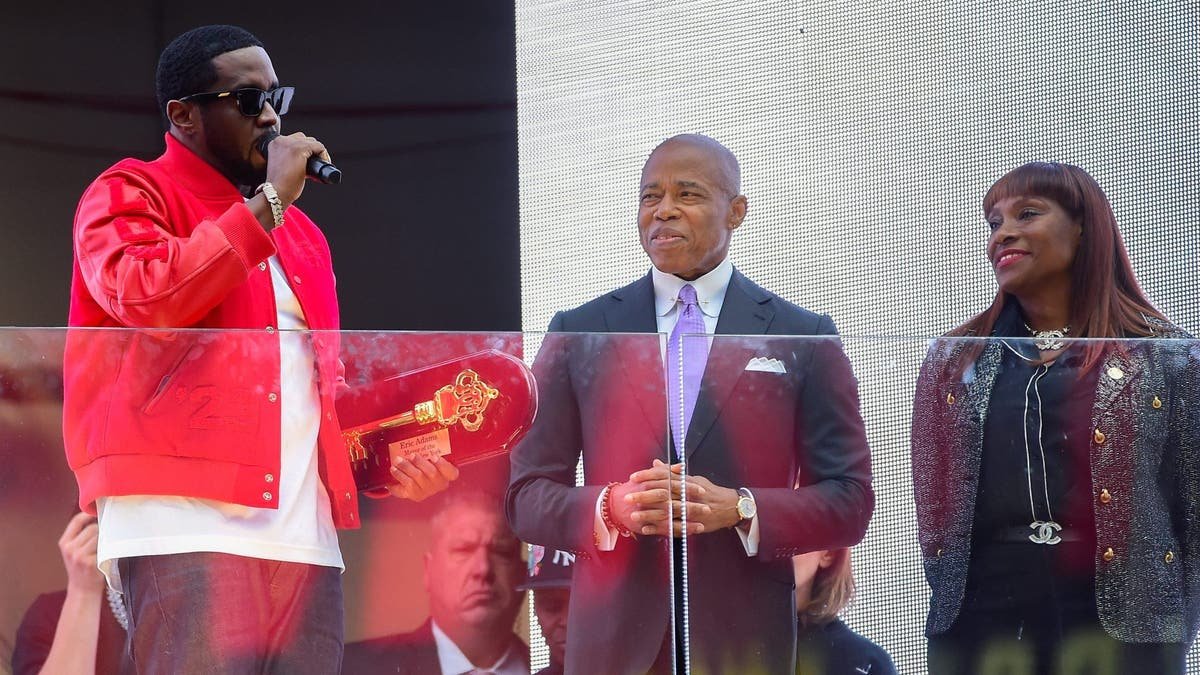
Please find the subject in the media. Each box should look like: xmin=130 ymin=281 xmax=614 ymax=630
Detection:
xmin=63 ymin=25 xmax=457 ymax=674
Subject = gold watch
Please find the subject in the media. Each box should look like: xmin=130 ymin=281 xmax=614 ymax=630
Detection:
xmin=736 ymin=487 xmax=757 ymax=524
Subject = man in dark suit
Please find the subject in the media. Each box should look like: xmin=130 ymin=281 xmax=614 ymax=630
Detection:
xmin=505 ymin=134 xmax=873 ymax=674
xmin=342 ymin=492 xmax=530 ymax=674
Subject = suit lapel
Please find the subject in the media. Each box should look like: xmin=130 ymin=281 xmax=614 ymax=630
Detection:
xmin=961 ymin=340 xmax=1001 ymax=501
xmin=602 ymin=274 xmax=669 ymax=446
xmin=685 ymin=270 xmax=774 ymax=458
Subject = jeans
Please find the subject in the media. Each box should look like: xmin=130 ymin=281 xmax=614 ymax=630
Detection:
xmin=118 ymin=552 xmax=343 ymax=675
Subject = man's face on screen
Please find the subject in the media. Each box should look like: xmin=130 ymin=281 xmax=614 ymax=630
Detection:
xmin=638 ymin=141 xmax=746 ymax=280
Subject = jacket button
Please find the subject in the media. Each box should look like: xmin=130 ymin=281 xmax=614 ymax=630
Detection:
xmin=1107 ymin=367 xmax=1124 ymax=380
xmin=936 ymin=548 xmax=943 ymax=557
xmin=1165 ymin=551 xmax=1175 ymax=564
xmin=345 ymin=492 xmax=352 ymax=501
xmin=1093 ymin=428 xmax=1106 ymax=445
xmin=1102 ymin=547 xmax=1115 ymax=562
xmin=945 ymin=392 xmax=955 ymax=405
xmin=1099 ymin=489 xmax=1111 ymax=504
xmin=266 ymin=326 xmax=275 ymax=333
xmin=292 ymin=275 xmax=302 ymax=285
xmin=265 ymin=473 xmax=274 ymax=484
xmin=267 ymin=392 xmax=278 ymax=403
xmin=1152 ymin=396 xmax=1163 ymax=409
xmin=258 ymin=261 xmax=268 ymax=271
xmin=263 ymin=491 xmax=273 ymax=502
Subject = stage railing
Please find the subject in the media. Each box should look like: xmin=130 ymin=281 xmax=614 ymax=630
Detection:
xmin=1 ymin=328 xmax=1196 ymax=674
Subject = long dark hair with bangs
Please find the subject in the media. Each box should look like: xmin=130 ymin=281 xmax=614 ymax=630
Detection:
xmin=950 ymin=162 xmax=1166 ymax=371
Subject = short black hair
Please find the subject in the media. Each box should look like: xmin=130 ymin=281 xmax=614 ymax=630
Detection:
xmin=155 ymin=25 xmax=264 ymax=116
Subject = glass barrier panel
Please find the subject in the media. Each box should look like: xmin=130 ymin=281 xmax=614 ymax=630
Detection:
xmin=5 ymin=328 xmax=1198 ymax=674
xmin=508 ymin=330 xmax=677 ymax=675
xmin=0 ymin=328 xmax=679 ymax=675
xmin=681 ymin=333 xmax=1200 ymax=675
xmin=336 ymin=330 xmax=530 ymax=674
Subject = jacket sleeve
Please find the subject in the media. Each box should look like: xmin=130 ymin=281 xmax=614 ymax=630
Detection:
xmin=752 ymin=315 xmax=875 ymax=559
xmin=73 ymin=168 xmax=276 ymax=327
xmin=1171 ymin=339 xmax=1200 ymax=638
xmin=506 ymin=313 xmax=605 ymax=554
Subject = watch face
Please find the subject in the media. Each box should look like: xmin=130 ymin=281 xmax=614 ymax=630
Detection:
xmin=737 ymin=496 xmax=756 ymax=520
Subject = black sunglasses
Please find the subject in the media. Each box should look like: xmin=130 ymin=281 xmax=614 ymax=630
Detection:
xmin=178 ymin=86 xmax=295 ymax=117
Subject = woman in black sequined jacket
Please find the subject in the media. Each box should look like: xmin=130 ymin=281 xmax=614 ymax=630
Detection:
xmin=909 ymin=162 xmax=1199 ymax=674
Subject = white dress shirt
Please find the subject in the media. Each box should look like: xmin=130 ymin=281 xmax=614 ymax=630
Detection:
xmin=431 ymin=620 xmax=528 ymax=675
xmin=593 ymin=258 xmax=760 ymax=555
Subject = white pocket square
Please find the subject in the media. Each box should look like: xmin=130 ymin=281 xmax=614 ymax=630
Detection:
xmin=745 ymin=357 xmax=786 ymax=374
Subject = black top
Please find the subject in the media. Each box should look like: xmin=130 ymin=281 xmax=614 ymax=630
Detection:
xmin=11 ymin=590 xmax=130 ymax=675
xmin=795 ymin=618 xmax=896 ymax=674
xmin=965 ymin=323 xmax=1101 ymax=618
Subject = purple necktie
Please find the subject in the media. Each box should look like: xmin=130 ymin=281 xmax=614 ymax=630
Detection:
xmin=667 ymin=284 xmax=708 ymax=455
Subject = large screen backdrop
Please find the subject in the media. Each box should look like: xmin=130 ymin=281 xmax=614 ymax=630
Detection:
xmin=516 ymin=2 xmax=1199 ymax=672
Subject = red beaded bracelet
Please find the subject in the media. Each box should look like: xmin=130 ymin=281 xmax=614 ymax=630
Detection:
xmin=600 ymin=482 xmax=636 ymax=539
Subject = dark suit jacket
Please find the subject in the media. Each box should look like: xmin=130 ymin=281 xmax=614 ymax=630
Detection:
xmin=341 ymin=620 xmax=530 ymax=675
xmin=506 ymin=269 xmax=873 ymax=674
xmin=795 ymin=618 xmax=897 ymax=675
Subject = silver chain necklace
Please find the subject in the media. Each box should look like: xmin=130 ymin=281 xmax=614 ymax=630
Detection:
xmin=1004 ymin=341 xmax=1063 ymax=545
xmin=1024 ymin=322 xmax=1071 ymax=351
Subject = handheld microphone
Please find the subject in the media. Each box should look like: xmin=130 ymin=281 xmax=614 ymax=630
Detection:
xmin=257 ymin=132 xmax=343 ymax=185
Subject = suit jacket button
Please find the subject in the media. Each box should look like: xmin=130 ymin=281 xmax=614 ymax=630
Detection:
xmin=945 ymin=392 xmax=955 ymax=405
xmin=1099 ymin=489 xmax=1111 ymax=504
xmin=936 ymin=548 xmax=943 ymax=557
xmin=1152 ymin=395 xmax=1163 ymax=409
xmin=1165 ymin=551 xmax=1175 ymax=564
xmin=1102 ymin=547 xmax=1115 ymax=562
xmin=1093 ymin=428 xmax=1106 ymax=445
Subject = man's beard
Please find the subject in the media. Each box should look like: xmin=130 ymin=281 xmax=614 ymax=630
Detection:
xmin=232 ymin=163 xmax=268 ymax=196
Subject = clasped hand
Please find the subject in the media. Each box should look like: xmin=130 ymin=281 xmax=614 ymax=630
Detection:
xmin=609 ymin=459 xmax=741 ymax=537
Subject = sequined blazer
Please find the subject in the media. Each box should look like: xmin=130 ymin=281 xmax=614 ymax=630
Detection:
xmin=910 ymin=314 xmax=1199 ymax=643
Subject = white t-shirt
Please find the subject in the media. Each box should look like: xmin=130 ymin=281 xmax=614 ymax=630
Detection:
xmin=97 ymin=256 xmax=343 ymax=589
